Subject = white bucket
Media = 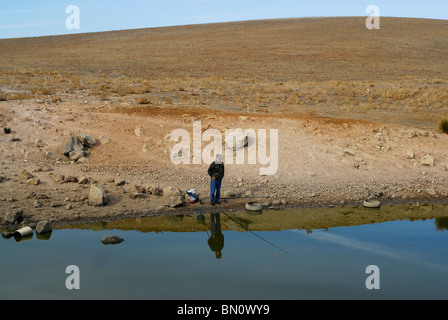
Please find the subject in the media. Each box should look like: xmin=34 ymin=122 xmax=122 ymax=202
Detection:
xmin=14 ymin=226 xmax=33 ymax=237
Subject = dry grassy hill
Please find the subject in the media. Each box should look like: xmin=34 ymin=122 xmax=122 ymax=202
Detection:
xmin=1 ymin=17 xmax=447 ymax=126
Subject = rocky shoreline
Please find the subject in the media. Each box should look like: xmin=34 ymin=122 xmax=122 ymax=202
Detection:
xmin=1 ymin=168 xmax=447 ymax=231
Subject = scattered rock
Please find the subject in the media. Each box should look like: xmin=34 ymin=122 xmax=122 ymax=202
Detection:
xmin=50 ymin=202 xmax=63 ymax=208
xmin=406 ymin=150 xmax=415 ymax=159
xmin=77 ymin=157 xmax=89 ymax=163
xmin=146 ymin=184 xmax=161 ymax=196
xmin=100 ymin=137 xmax=111 ymax=144
xmin=34 ymin=193 xmax=49 ymax=199
xmin=19 ymin=170 xmax=33 ymax=180
xmin=426 ymin=188 xmax=437 ymax=196
xmin=65 ymin=176 xmax=78 ymax=183
xmin=343 ymin=148 xmax=356 ymax=156
xmin=78 ymin=175 xmax=89 ymax=184
xmin=130 ymin=192 xmax=145 ymax=199
xmin=419 ymin=155 xmax=435 ymax=167
xmin=115 ymin=179 xmax=125 ymax=186
xmin=8 ymin=137 xmax=21 ymax=142
xmin=53 ymin=174 xmax=65 ymax=183
xmin=5 ymin=208 xmax=23 ymax=224
xmin=2 ymin=231 xmax=14 ymax=238
xmin=69 ymin=150 xmax=86 ymax=161
xmin=63 ymin=136 xmax=84 ymax=157
xmin=35 ymin=139 xmax=45 ymax=148
xmin=36 ymin=220 xmax=52 ymax=234
xmin=45 ymin=151 xmax=58 ymax=161
xmin=62 ymin=134 xmax=99 ymax=162
xmin=162 ymin=186 xmax=183 ymax=207
xmin=88 ymin=185 xmax=107 ymax=206
xmin=78 ymin=133 xmax=100 ymax=148
xmin=102 ymin=235 xmax=124 ymax=245
xmin=27 ymin=178 xmax=40 ymax=185
xmin=135 ymin=125 xmax=144 ymax=137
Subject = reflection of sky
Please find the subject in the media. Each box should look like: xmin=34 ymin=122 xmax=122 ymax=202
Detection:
xmin=295 ymin=228 xmax=448 ymax=276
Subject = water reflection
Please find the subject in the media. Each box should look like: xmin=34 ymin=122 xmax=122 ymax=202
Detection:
xmin=435 ymin=217 xmax=448 ymax=231
xmin=208 ymin=213 xmax=224 ymax=259
xmin=1 ymin=204 xmax=448 ymax=245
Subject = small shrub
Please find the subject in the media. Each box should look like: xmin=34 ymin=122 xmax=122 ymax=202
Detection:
xmin=137 ymin=97 xmax=150 ymax=105
xmin=439 ymin=119 xmax=448 ymax=134
xmin=4 ymin=128 xmax=11 ymax=134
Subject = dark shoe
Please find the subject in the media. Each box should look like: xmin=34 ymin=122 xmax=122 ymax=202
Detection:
xmin=211 ymin=202 xmax=215 ymax=206
xmin=215 ymin=201 xmax=221 ymax=205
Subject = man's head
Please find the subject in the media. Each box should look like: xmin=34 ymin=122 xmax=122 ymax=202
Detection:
xmin=216 ymin=154 xmax=223 ymax=163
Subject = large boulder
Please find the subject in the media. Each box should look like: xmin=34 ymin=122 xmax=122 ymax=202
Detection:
xmin=36 ymin=220 xmax=52 ymax=234
xmin=78 ymin=133 xmax=100 ymax=148
xmin=162 ymin=186 xmax=183 ymax=207
xmin=5 ymin=208 xmax=23 ymax=224
xmin=62 ymin=134 xmax=100 ymax=160
xmin=63 ymin=136 xmax=84 ymax=157
xmin=88 ymin=185 xmax=107 ymax=206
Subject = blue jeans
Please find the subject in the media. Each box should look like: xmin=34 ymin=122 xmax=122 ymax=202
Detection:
xmin=210 ymin=178 xmax=222 ymax=203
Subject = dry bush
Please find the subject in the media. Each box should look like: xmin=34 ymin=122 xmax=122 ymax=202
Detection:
xmin=51 ymin=96 xmax=62 ymax=103
xmin=137 ymin=97 xmax=151 ymax=104
xmin=439 ymin=119 xmax=448 ymax=134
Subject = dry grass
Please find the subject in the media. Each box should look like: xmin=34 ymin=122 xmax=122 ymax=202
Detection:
xmin=0 ymin=17 xmax=447 ymax=126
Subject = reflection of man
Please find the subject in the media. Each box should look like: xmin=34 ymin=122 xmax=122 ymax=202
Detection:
xmin=208 ymin=213 xmax=224 ymax=259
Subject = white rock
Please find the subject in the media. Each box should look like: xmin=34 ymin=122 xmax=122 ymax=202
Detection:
xmin=135 ymin=125 xmax=144 ymax=137
xmin=88 ymin=185 xmax=107 ymax=206
xmin=419 ymin=155 xmax=435 ymax=167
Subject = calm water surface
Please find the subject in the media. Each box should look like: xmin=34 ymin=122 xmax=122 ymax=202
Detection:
xmin=1 ymin=205 xmax=448 ymax=300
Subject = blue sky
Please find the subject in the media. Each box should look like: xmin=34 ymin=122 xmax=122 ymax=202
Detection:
xmin=0 ymin=0 xmax=447 ymax=39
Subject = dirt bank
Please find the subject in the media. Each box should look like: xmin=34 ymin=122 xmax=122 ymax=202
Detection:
xmin=1 ymin=96 xmax=447 ymax=229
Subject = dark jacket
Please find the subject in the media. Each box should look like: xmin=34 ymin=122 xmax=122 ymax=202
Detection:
xmin=208 ymin=161 xmax=225 ymax=181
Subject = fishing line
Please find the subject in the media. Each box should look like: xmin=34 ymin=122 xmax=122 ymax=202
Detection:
xmin=221 ymin=211 xmax=288 ymax=254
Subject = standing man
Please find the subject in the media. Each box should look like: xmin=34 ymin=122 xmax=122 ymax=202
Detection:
xmin=208 ymin=154 xmax=224 ymax=205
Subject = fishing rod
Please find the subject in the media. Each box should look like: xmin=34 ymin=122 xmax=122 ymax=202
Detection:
xmin=198 ymin=195 xmax=272 ymax=204
xmin=220 ymin=211 xmax=288 ymax=254
xmin=221 ymin=196 xmax=273 ymax=200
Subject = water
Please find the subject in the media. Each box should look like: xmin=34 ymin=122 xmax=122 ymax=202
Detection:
xmin=1 ymin=205 xmax=448 ymax=300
